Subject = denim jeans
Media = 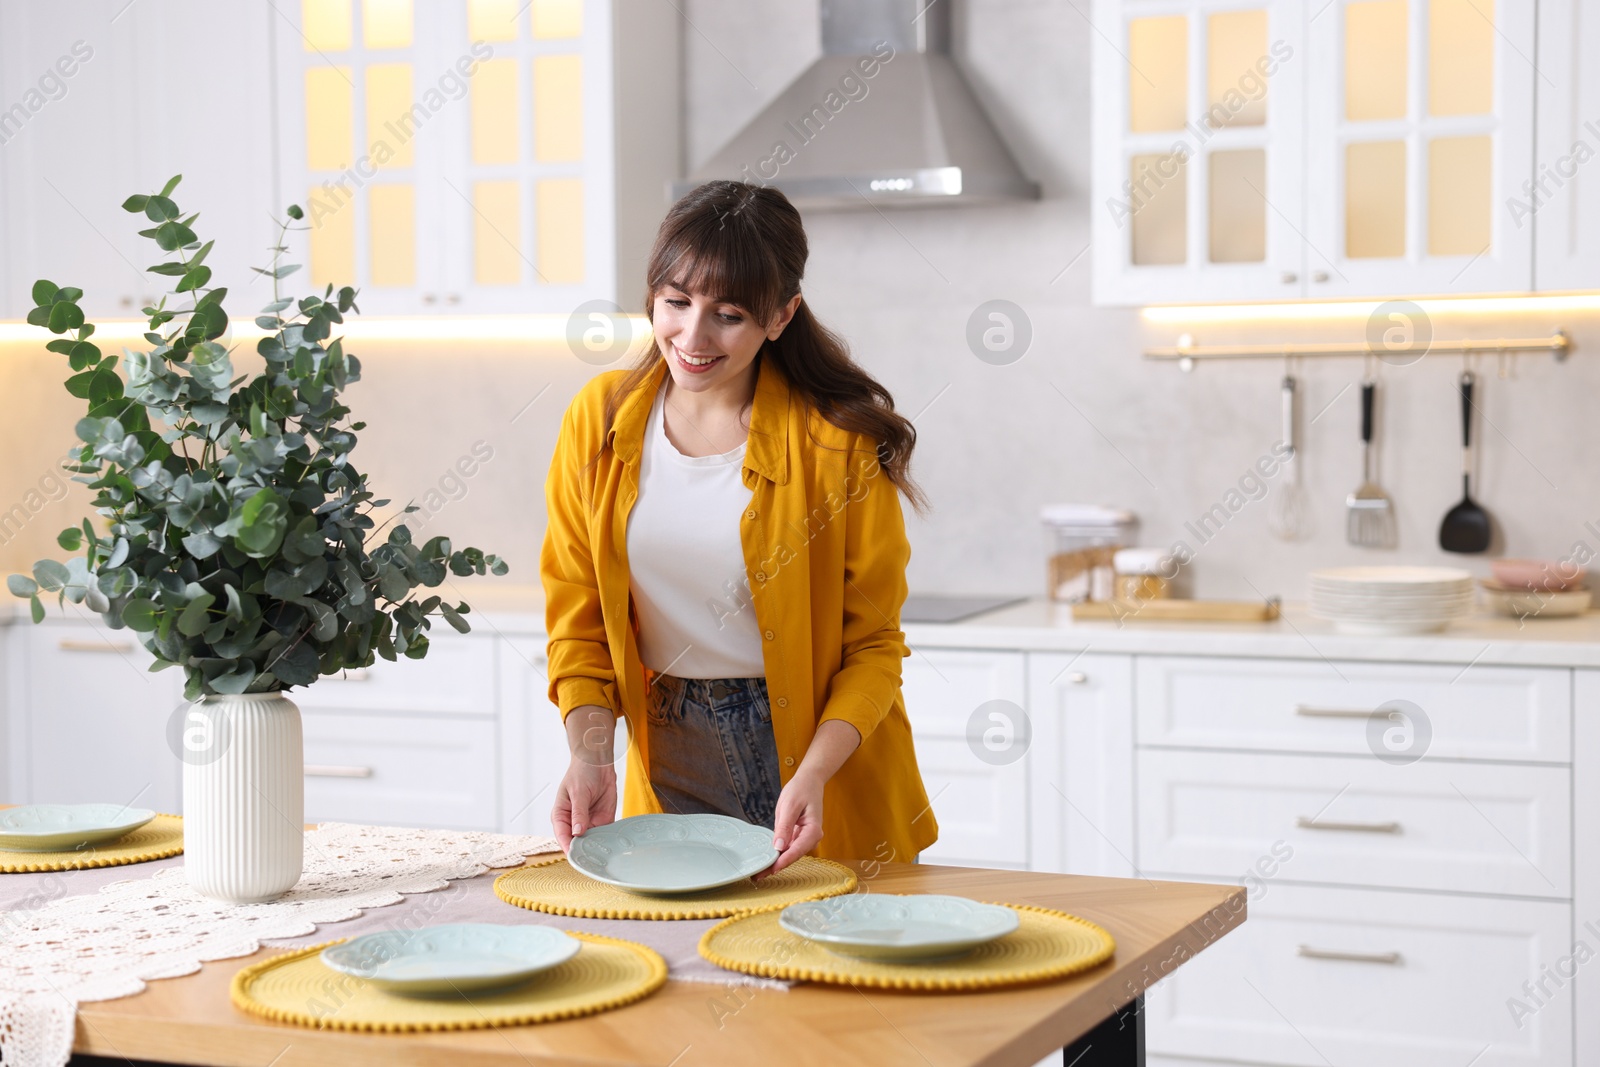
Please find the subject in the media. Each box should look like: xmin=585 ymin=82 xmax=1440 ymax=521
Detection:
xmin=645 ymin=675 xmax=784 ymax=828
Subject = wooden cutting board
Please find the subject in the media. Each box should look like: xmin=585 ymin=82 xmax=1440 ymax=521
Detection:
xmin=1070 ymin=597 xmax=1281 ymax=622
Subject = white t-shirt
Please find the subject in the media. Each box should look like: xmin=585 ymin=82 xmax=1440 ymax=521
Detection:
xmin=625 ymin=385 xmax=765 ymax=678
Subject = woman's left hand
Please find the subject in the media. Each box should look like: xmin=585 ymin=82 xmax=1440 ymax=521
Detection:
xmin=760 ymin=769 xmax=825 ymax=877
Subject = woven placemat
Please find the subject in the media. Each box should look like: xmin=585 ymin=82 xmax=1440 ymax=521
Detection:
xmin=698 ymin=902 xmax=1116 ymax=990
xmin=0 ymin=814 xmax=184 ymax=873
xmin=494 ymin=853 xmax=858 ymax=920
xmin=231 ymin=932 xmax=666 ymax=1031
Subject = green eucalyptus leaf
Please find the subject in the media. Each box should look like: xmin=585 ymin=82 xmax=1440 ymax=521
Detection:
xmin=47 ymin=301 xmax=84 ymax=333
xmin=122 ymin=598 xmax=160 ymax=631
xmin=176 ymin=590 xmax=216 ymax=636
xmin=57 ymin=527 xmax=83 ymax=551
xmin=33 ymin=560 xmax=70 ymax=592
xmin=32 ymin=279 xmax=59 ymax=305
xmin=177 ymin=265 xmax=212 ymax=292
xmin=144 ymin=195 xmax=178 ymax=222
xmin=438 ymin=602 xmax=470 ymax=634
xmin=7 ymin=574 xmax=39 ymax=597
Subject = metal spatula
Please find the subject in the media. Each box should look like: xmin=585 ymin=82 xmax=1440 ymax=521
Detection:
xmin=1439 ymin=371 xmax=1492 ymax=554
xmin=1346 ymin=380 xmax=1395 ymax=547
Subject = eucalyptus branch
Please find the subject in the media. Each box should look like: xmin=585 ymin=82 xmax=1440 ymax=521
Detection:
xmin=7 ymin=176 xmax=508 ymax=699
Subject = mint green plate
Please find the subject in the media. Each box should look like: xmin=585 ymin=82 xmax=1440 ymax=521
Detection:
xmin=780 ymin=894 xmax=1021 ymax=961
xmin=568 ymin=813 xmax=778 ymax=894
xmin=0 ymin=804 xmax=157 ymax=852
xmin=320 ymin=924 xmax=581 ymax=995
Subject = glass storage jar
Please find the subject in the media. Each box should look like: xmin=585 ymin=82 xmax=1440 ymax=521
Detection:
xmin=1041 ymin=505 xmax=1138 ymax=603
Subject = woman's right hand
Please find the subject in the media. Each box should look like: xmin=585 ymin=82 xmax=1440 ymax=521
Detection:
xmin=552 ymin=704 xmax=620 ymax=851
xmin=552 ymin=757 xmax=618 ymax=851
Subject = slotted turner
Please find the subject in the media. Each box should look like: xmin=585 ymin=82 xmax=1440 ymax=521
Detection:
xmin=1346 ymin=380 xmax=1395 ymax=547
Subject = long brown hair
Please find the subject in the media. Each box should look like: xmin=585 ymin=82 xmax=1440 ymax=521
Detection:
xmin=601 ymin=181 xmax=927 ymax=514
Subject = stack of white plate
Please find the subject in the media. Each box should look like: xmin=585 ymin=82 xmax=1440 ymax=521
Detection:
xmin=1309 ymin=566 xmax=1475 ymax=635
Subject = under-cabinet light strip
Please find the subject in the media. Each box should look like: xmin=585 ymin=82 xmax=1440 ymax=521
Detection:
xmin=0 ymin=315 xmax=655 ymax=346
xmin=1142 ymin=294 xmax=1600 ymax=324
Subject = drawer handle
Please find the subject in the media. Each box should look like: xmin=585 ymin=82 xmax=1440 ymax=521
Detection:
xmin=305 ymin=764 xmax=374 ymax=778
xmin=1294 ymin=705 xmax=1377 ymax=719
xmin=1297 ymin=945 xmax=1403 ymax=966
xmin=58 ymin=638 xmax=136 ymax=654
xmin=1063 ymin=671 xmax=1088 ymax=684
xmin=330 ymin=668 xmax=372 ymax=682
xmin=1296 ymin=816 xmax=1401 ymax=834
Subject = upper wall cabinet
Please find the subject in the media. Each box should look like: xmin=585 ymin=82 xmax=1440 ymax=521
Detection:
xmin=1091 ymin=1 xmax=1308 ymax=305
xmin=0 ymin=1 xmax=278 ymax=321
xmin=273 ymin=0 xmax=683 ymax=317
xmin=1532 ymin=0 xmax=1600 ymax=292
xmin=275 ymin=0 xmax=618 ymax=316
xmin=0 ymin=1 xmax=678 ymax=322
xmin=1303 ymin=0 xmax=1534 ymax=299
xmin=1092 ymin=0 xmax=1538 ymax=305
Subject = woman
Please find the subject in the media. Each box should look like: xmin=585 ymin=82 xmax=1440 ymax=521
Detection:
xmin=541 ymin=180 xmax=936 ymax=874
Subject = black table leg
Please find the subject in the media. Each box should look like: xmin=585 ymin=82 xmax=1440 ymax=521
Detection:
xmin=1062 ymin=993 xmax=1144 ymax=1066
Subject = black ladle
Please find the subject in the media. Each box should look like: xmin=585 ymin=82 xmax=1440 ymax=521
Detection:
xmin=1439 ymin=370 xmax=1491 ymax=553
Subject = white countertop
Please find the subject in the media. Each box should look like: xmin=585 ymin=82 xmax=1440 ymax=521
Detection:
xmin=902 ymin=598 xmax=1600 ymax=668
xmin=6 ymin=588 xmax=1597 ymax=667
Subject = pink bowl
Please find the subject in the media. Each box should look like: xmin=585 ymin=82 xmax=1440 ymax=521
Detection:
xmin=1490 ymin=558 xmax=1586 ymax=592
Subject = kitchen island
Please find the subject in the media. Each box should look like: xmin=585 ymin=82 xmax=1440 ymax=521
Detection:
xmin=41 ymin=856 xmax=1242 ymax=1067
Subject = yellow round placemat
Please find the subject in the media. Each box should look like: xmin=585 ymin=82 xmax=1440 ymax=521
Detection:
xmin=0 ymin=814 xmax=184 ymax=873
xmin=230 ymin=932 xmax=666 ymax=1032
xmin=698 ymin=902 xmax=1116 ymax=991
xmin=494 ymin=853 xmax=858 ymax=920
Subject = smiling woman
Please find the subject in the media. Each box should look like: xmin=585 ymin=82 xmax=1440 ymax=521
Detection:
xmin=540 ymin=180 xmax=937 ymax=872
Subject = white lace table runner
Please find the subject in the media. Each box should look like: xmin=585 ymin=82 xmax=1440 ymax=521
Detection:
xmin=0 ymin=822 xmax=559 ymax=1067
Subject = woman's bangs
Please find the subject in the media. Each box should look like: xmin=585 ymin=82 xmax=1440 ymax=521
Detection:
xmin=650 ymin=221 xmax=779 ymax=321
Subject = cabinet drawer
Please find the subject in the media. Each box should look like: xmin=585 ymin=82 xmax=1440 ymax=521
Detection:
xmin=1136 ymin=656 xmax=1571 ymax=763
xmin=302 ymin=713 xmax=498 ymax=830
xmin=290 ymin=635 xmax=496 ymax=716
xmin=1147 ymin=883 xmax=1572 ymax=1067
xmin=1137 ymin=749 xmax=1570 ymax=898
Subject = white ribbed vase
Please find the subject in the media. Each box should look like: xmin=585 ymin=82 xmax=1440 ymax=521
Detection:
xmin=182 ymin=691 xmax=304 ymax=903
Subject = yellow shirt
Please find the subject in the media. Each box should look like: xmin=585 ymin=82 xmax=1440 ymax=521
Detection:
xmin=540 ymin=355 xmax=938 ymax=863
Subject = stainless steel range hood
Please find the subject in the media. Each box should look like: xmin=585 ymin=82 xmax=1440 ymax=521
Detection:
xmin=670 ymin=0 xmax=1039 ymax=209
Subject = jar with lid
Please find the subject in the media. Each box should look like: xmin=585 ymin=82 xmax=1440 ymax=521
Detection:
xmin=1041 ymin=505 xmax=1138 ymax=603
xmin=1113 ymin=547 xmax=1172 ymax=602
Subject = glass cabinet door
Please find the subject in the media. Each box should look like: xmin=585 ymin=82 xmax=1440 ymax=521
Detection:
xmin=1092 ymin=0 xmax=1307 ymax=305
xmin=275 ymin=0 xmax=616 ymax=315
xmin=1305 ymin=0 xmax=1534 ymax=297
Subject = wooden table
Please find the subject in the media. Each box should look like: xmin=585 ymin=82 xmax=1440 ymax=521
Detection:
xmin=60 ymin=861 xmax=1245 ymax=1067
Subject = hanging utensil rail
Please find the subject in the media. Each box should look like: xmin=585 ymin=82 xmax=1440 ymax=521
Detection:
xmin=1147 ymin=331 xmax=1570 ymax=370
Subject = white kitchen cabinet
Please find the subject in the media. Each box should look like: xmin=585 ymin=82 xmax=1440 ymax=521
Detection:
xmin=498 ymin=631 xmax=601 ymax=838
xmin=0 ymin=2 xmax=277 ymax=321
xmin=271 ymin=0 xmax=679 ymax=316
xmin=1091 ymin=0 xmax=1538 ymax=304
xmin=1532 ymin=0 xmax=1600 ymax=291
xmin=1136 ymin=655 xmax=1572 ymax=763
xmin=1575 ymin=669 xmax=1600 ymax=1067
xmin=302 ymin=710 xmax=500 ymax=829
xmin=1303 ymin=0 xmax=1536 ymax=298
xmin=901 ymin=647 xmax=1029 ymax=867
xmin=1138 ymin=747 xmax=1572 ymax=898
xmin=1090 ymin=0 xmax=1308 ymax=304
xmin=1025 ymin=652 xmax=1134 ymax=877
xmin=1145 ymin=881 xmax=1573 ymax=1067
xmin=7 ymin=615 xmax=183 ymax=813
